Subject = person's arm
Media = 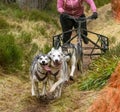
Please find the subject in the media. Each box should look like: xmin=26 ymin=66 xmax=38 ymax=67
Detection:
xmin=85 ymin=0 xmax=98 ymax=19
xmin=85 ymin=0 xmax=97 ymax=12
xmin=57 ymin=0 xmax=65 ymax=14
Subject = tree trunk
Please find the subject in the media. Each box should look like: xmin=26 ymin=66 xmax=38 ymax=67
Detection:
xmin=3 ymin=0 xmax=16 ymax=4
xmin=111 ymin=0 xmax=120 ymax=21
xmin=16 ymin=0 xmax=48 ymax=10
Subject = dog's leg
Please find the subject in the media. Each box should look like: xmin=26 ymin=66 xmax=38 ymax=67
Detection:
xmin=48 ymin=79 xmax=54 ymax=88
xmin=31 ymin=80 xmax=36 ymax=96
xmin=35 ymin=81 xmax=40 ymax=97
xmin=54 ymin=83 xmax=63 ymax=98
xmin=77 ymin=58 xmax=83 ymax=73
xmin=50 ymin=79 xmax=64 ymax=93
xmin=63 ymin=61 xmax=69 ymax=81
xmin=31 ymin=80 xmax=39 ymax=97
xmin=41 ymin=81 xmax=47 ymax=96
xmin=58 ymin=83 xmax=63 ymax=98
xmin=54 ymin=87 xmax=59 ymax=98
xmin=69 ymin=56 xmax=76 ymax=81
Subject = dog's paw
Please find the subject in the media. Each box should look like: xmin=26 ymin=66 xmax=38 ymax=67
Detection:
xmin=32 ymin=94 xmax=36 ymax=97
xmin=69 ymin=76 xmax=74 ymax=81
xmin=50 ymin=88 xmax=54 ymax=93
xmin=32 ymin=92 xmax=36 ymax=96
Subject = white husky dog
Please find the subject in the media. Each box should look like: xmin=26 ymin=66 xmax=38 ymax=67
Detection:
xmin=30 ymin=53 xmax=51 ymax=97
xmin=48 ymin=47 xmax=68 ymax=98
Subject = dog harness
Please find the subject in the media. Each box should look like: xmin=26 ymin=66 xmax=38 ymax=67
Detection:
xmin=35 ymin=70 xmax=60 ymax=81
xmin=35 ymin=71 xmax=48 ymax=81
xmin=51 ymin=70 xmax=60 ymax=78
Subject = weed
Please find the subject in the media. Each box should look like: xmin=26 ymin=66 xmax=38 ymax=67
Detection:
xmin=27 ymin=43 xmax=38 ymax=63
xmin=42 ymin=43 xmax=51 ymax=54
xmin=94 ymin=0 xmax=110 ymax=7
xmin=39 ymin=27 xmax=46 ymax=35
xmin=28 ymin=10 xmax=51 ymax=22
xmin=78 ymin=42 xmax=120 ymax=91
xmin=51 ymin=18 xmax=61 ymax=29
xmin=0 ymin=16 xmax=9 ymax=29
xmin=18 ymin=31 xmax=32 ymax=45
xmin=0 ymin=34 xmax=23 ymax=71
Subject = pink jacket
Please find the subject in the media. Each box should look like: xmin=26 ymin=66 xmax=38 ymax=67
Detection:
xmin=57 ymin=0 xmax=97 ymax=18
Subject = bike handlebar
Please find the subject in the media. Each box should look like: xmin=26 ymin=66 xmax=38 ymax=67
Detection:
xmin=63 ymin=13 xmax=93 ymax=23
xmin=52 ymin=14 xmax=94 ymax=43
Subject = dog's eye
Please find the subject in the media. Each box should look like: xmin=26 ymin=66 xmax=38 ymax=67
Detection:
xmin=58 ymin=55 xmax=60 ymax=57
xmin=39 ymin=58 xmax=42 ymax=60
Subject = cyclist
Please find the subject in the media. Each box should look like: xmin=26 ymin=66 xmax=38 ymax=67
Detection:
xmin=57 ymin=0 xmax=98 ymax=44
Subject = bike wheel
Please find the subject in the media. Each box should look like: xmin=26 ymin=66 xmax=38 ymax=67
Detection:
xmin=101 ymin=36 xmax=109 ymax=53
xmin=77 ymin=43 xmax=83 ymax=73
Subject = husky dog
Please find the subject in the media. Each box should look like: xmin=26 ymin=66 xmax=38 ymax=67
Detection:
xmin=48 ymin=47 xmax=68 ymax=98
xmin=62 ymin=43 xmax=83 ymax=81
xmin=30 ymin=53 xmax=51 ymax=97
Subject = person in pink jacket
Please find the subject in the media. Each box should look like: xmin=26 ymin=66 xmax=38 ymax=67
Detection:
xmin=57 ymin=0 xmax=98 ymax=44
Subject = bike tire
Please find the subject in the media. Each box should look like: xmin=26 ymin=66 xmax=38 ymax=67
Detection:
xmin=101 ymin=36 xmax=109 ymax=53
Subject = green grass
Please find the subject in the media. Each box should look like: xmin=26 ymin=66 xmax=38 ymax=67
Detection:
xmin=0 ymin=1 xmax=60 ymax=73
xmin=42 ymin=43 xmax=52 ymax=54
xmin=0 ymin=16 xmax=9 ymax=29
xmin=94 ymin=0 xmax=110 ymax=7
xmin=78 ymin=42 xmax=120 ymax=90
xmin=0 ymin=34 xmax=23 ymax=71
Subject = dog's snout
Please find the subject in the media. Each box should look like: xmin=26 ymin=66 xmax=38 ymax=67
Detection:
xmin=55 ymin=59 xmax=58 ymax=63
xmin=42 ymin=61 xmax=45 ymax=64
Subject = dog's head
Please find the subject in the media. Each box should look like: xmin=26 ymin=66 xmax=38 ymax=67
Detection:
xmin=48 ymin=47 xmax=64 ymax=67
xmin=36 ymin=54 xmax=51 ymax=71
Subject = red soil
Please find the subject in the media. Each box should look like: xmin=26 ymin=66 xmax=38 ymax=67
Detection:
xmin=111 ymin=0 xmax=120 ymax=22
xmin=87 ymin=63 xmax=120 ymax=112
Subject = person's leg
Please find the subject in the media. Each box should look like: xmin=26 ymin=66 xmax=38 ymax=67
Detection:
xmin=60 ymin=14 xmax=73 ymax=44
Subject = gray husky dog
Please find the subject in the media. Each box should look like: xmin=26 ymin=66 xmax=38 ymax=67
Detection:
xmin=62 ymin=43 xmax=83 ymax=81
xmin=30 ymin=53 xmax=51 ymax=97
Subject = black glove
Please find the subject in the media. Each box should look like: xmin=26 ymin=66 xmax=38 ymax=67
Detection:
xmin=91 ymin=12 xmax=98 ymax=19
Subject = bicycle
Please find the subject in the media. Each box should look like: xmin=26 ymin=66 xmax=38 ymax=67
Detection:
xmin=53 ymin=14 xmax=109 ymax=73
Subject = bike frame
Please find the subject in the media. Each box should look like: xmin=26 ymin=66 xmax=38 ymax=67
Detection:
xmin=52 ymin=16 xmax=109 ymax=58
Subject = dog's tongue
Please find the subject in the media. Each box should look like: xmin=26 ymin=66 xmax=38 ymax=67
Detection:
xmin=43 ymin=65 xmax=51 ymax=72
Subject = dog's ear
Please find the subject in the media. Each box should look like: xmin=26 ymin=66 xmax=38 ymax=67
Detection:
xmin=35 ymin=54 xmax=41 ymax=60
xmin=47 ymin=51 xmax=52 ymax=59
xmin=58 ymin=47 xmax=62 ymax=52
xmin=36 ymin=53 xmax=43 ymax=59
xmin=51 ymin=47 xmax=55 ymax=51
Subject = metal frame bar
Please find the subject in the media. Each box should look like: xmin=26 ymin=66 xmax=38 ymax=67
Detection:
xmin=52 ymin=29 xmax=109 ymax=57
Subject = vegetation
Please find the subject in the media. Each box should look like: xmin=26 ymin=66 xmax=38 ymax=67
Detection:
xmin=0 ymin=34 xmax=23 ymax=71
xmin=0 ymin=1 xmax=120 ymax=112
xmin=94 ymin=0 xmax=110 ymax=7
xmin=0 ymin=0 xmax=113 ymax=88
xmin=0 ymin=0 xmax=115 ymax=90
xmin=0 ymin=1 xmax=60 ymax=72
xmin=0 ymin=16 xmax=9 ymax=29
xmin=78 ymin=39 xmax=120 ymax=90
